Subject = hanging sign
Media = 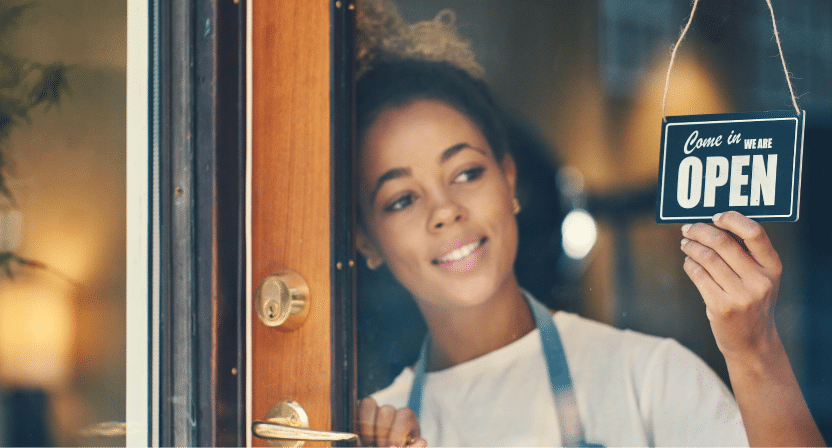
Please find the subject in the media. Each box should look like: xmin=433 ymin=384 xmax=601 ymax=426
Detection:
xmin=655 ymin=0 xmax=806 ymax=223
xmin=656 ymin=110 xmax=805 ymax=223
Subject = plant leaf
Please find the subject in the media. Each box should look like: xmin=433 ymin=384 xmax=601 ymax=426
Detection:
xmin=0 ymin=3 xmax=32 ymax=39
xmin=0 ymin=251 xmax=14 ymax=278
xmin=0 ymin=108 xmax=12 ymax=135
xmin=31 ymin=64 xmax=70 ymax=107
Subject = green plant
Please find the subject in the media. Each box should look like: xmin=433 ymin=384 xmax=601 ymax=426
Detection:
xmin=0 ymin=3 xmax=70 ymax=278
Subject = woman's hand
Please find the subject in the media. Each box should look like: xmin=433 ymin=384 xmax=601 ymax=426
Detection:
xmin=680 ymin=211 xmax=825 ymax=446
xmin=679 ymin=210 xmax=781 ymax=361
xmin=358 ymin=397 xmax=426 ymax=447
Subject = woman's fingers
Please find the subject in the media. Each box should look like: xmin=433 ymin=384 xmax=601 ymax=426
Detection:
xmin=681 ymin=223 xmax=747 ymax=315
xmin=681 ymin=234 xmax=741 ymax=295
xmin=712 ymin=211 xmax=782 ymax=274
xmin=358 ymin=397 xmax=380 ymax=446
xmin=682 ymin=255 xmax=722 ymax=302
xmin=682 ymin=217 xmax=757 ymax=283
xmin=357 ymin=397 xmax=424 ymax=447
xmin=374 ymin=404 xmax=397 ymax=446
xmin=388 ymin=407 xmax=421 ymax=447
xmin=358 ymin=397 xmax=395 ymax=446
xmin=682 ymin=212 xmax=781 ymax=308
xmin=680 ymin=212 xmax=781 ymax=358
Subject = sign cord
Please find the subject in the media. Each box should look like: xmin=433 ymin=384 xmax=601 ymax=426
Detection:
xmin=661 ymin=0 xmax=801 ymax=120
xmin=661 ymin=0 xmax=700 ymax=122
xmin=764 ymin=0 xmax=801 ymax=116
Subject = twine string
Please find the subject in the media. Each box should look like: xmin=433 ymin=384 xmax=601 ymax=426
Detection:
xmin=764 ymin=0 xmax=801 ymax=115
xmin=661 ymin=0 xmax=700 ymax=121
xmin=661 ymin=0 xmax=801 ymax=120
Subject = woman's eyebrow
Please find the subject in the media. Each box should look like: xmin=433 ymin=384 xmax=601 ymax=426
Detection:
xmin=370 ymin=167 xmax=411 ymax=204
xmin=368 ymin=143 xmax=485 ymax=204
xmin=439 ymin=142 xmax=485 ymax=163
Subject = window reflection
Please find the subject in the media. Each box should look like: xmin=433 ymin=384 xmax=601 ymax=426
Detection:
xmin=356 ymin=0 xmax=832 ymax=441
xmin=0 ymin=1 xmax=127 ymax=445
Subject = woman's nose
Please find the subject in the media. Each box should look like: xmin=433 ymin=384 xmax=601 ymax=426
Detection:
xmin=428 ymin=198 xmax=465 ymax=230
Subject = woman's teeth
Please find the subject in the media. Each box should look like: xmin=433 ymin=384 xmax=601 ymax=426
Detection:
xmin=435 ymin=238 xmax=484 ymax=264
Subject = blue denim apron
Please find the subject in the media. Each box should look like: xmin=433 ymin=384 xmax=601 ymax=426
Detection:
xmin=406 ymin=291 xmax=600 ymax=447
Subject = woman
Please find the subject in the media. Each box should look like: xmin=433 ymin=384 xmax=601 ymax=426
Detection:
xmin=353 ymin=6 xmax=824 ymax=448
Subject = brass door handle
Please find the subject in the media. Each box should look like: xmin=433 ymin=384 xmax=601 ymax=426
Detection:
xmin=77 ymin=421 xmax=127 ymax=438
xmin=252 ymin=401 xmax=358 ymax=447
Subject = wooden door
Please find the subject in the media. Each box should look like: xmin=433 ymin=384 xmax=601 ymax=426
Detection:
xmin=248 ymin=0 xmax=354 ymax=446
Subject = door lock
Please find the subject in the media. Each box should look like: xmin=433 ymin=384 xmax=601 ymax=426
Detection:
xmin=254 ymin=270 xmax=310 ymax=331
xmin=252 ymin=400 xmax=358 ymax=447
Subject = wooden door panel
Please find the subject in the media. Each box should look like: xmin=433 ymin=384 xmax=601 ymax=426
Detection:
xmin=251 ymin=0 xmax=332 ymax=446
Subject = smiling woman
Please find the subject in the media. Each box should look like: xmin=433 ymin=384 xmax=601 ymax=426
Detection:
xmin=351 ymin=1 xmax=826 ymax=446
xmin=357 ymin=97 xmax=520 ymax=314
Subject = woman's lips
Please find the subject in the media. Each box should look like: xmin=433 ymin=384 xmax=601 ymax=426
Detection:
xmin=432 ymin=237 xmax=487 ymax=271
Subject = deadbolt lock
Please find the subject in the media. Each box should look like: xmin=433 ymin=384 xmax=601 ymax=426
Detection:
xmin=254 ymin=270 xmax=310 ymax=331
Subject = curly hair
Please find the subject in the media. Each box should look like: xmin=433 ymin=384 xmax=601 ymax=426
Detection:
xmin=355 ymin=0 xmax=484 ymax=79
xmin=356 ymin=58 xmax=510 ymax=164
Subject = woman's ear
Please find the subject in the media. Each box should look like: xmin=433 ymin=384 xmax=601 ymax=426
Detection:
xmin=500 ymin=153 xmax=518 ymax=197
xmin=356 ymin=228 xmax=384 ymax=270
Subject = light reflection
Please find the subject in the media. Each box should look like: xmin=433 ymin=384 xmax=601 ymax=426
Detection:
xmin=561 ymin=209 xmax=597 ymax=260
xmin=0 ymin=206 xmax=23 ymax=251
xmin=0 ymin=281 xmax=74 ymax=390
xmin=0 ymin=0 xmax=128 ymax=441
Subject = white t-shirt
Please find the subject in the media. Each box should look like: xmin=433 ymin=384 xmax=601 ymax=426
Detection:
xmin=372 ymin=311 xmax=748 ymax=447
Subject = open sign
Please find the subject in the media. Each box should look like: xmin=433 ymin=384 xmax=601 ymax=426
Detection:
xmin=656 ymin=110 xmax=805 ymax=223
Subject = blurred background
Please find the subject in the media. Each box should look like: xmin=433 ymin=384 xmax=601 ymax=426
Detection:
xmin=357 ymin=0 xmax=832 ymax=442
xmin=0 ymin=0 xmax=126 ymax=445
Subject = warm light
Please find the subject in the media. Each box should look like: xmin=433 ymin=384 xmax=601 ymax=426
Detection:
xmin=0 ymin=281 xmax=74 ymax=389
xmin=621 ymin=51 xmax=731 ymax=186
xmin=561 ymin=209 xmax=597 ymax=260
xmin=0 ymin=207 xmax=23 ymax=251
xmin=27 ymin=225 xmax=98 ymax=285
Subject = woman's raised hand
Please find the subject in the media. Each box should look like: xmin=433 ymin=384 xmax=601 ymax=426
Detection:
xmin=679 ymin=210 xmax=781 ymax=360
xmin=358 ymin=397 xmax=426 ymax=447
xmin=680 ymin=211 xmax=825 ymax=446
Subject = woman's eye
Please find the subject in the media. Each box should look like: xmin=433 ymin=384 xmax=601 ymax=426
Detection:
xmin=455 ymin=166 xmax=485 ymax=183
xmin=383 ymin=193 xmax=415 ymax=212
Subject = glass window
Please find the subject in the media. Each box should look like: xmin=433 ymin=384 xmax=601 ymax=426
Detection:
xmin=0 ymin=0 xmax=150 ymax=445
xmin=355 ymin=1 xmax=832 ymax=442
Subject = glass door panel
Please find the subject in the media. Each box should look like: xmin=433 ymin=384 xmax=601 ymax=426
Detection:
xmin=0 ymin=0 xmax=150 ymax=445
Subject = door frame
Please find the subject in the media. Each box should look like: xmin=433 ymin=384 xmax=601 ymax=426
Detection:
xmin=126 ymin=0 xmax=151 ymax=445
xmin=330 ymin=0 xmax=359 ymax=437
xmin=151 ymin=0 xmax=355 ymax=445
xmin=244 ymin=0 xmax=356 ymax=446
xmin=152 ymin=0 xmax=247 ymax=445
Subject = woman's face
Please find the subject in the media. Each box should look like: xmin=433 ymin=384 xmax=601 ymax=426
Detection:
xmin=357 ymin=99 xmax=519 ymax=310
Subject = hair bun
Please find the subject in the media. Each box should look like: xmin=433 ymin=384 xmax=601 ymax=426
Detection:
xmin=355 ymin=0 xmax=484 ymax=79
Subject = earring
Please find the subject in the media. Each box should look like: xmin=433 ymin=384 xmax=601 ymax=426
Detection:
xmin=513 ymin=197 xmax=521 ymax=215
xmin=366 ymin=257 xmax=382 ymax=270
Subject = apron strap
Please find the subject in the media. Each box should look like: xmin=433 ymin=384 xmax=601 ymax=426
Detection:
xmin=406 ymin=291 xmax=596 ymax=446
xmin=406 ymin=338 xmax=429 ymax=417
xmin=527 ymin=293 xmax=594 ymax=447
